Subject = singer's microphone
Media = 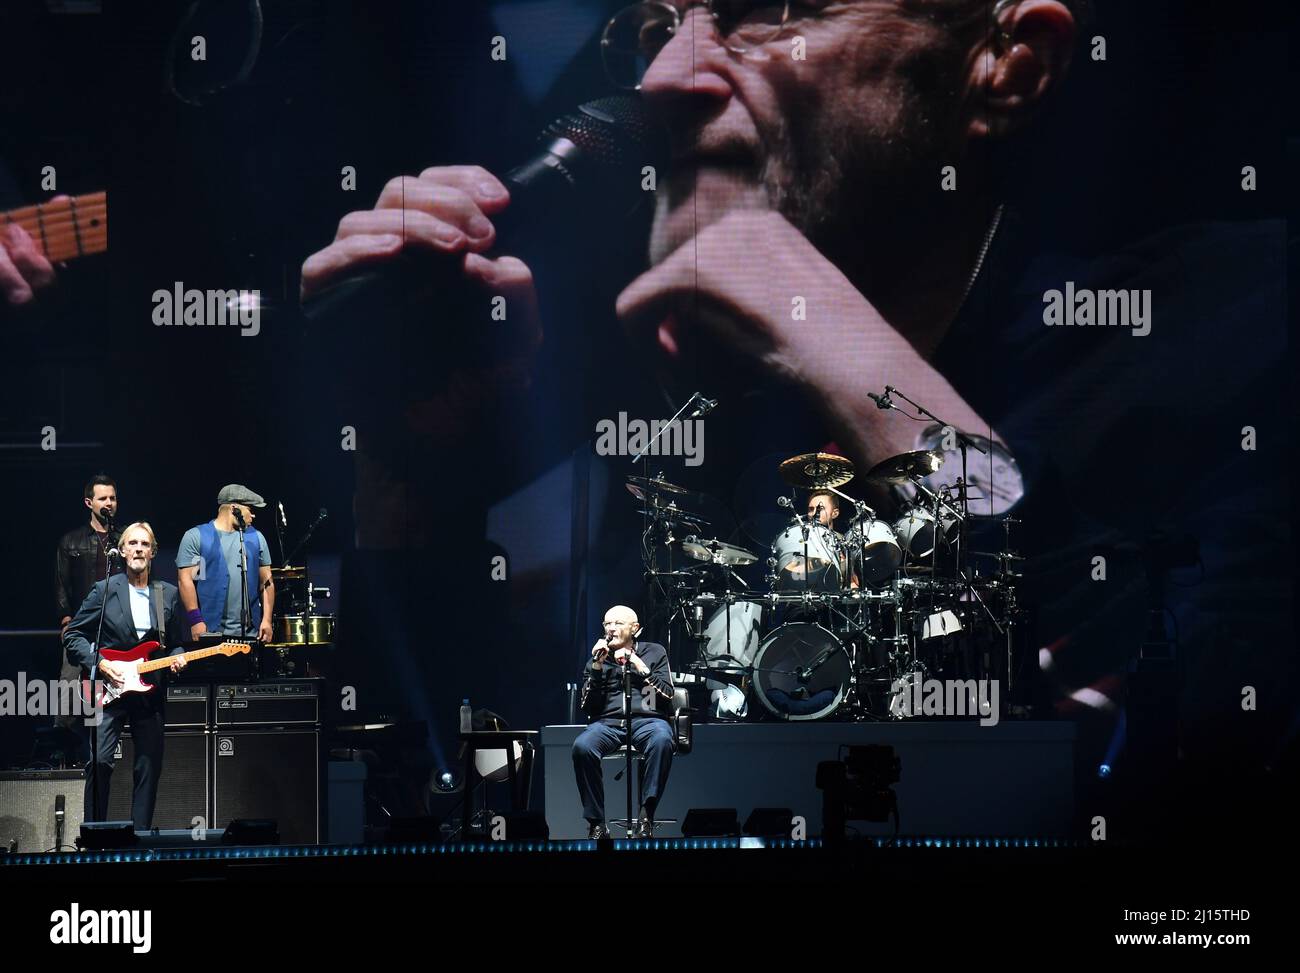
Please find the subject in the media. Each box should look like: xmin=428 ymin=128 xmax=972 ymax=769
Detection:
xmin=278 ymin=501 xmax=287 ymax=528
xmin=302 ymin=96 xmax=665 ymax=326
xmin=776 ymin=495 xmax=794 ymax=509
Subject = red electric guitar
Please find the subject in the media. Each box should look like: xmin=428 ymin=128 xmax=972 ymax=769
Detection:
xmin=83 ymin=639 xmax=252 ymax=708
xmin=1 ymin=191 xmax=107 ymax=262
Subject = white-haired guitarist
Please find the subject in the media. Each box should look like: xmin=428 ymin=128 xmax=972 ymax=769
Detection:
xmin=63 ymin=521 xmax=187 ymax=830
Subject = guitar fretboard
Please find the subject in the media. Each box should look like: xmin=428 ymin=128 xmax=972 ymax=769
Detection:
xmin=135 ymin=642 xmax=248 ymax=675
xmin=2 ymin=191 xmax=107 ymax=262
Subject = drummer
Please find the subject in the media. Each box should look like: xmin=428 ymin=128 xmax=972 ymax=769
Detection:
xmin=798 ymin=490 xmax=860 ymax=590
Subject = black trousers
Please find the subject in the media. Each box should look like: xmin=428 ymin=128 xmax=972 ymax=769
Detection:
xmin=572 ymin=717 xmax=674 ymax=824
xmin=84 ymin=695 xmax=165 ymax=830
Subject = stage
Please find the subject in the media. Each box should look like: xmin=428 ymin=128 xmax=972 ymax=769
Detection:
xmin=542 ymin=720 xmax=1078 ymax=840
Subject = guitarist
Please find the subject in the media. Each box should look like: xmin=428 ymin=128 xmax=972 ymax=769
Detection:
xmin=63 ymin=522 xmax=188 ymax=829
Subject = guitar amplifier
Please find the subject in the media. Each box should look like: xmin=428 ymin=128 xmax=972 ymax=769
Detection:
xmin=0 ymin=770 xmax=85 ymax=854
xmin=214 ymin=680 xmax=321 ymax=726
xmin=106 ymin=730 xmax=210 ymax=831
xmin=162 ymin=684 xmax=209 ymax=728
xmin=213 ymin=726 xmax=321 ymax=843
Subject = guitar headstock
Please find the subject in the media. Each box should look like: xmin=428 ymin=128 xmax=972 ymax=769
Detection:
xmin=217 ymin=640 xmax=254 ymax=657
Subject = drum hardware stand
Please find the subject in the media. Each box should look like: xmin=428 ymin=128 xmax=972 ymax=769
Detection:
xmin=631 ymin=391 xmax=715 ymax=656
xmin=884 ymin=385 xmax=988 ymax=586
xmin=998 ymin=517 xmax=1023 ymax=693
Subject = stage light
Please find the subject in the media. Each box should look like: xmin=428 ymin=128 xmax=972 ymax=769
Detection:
xmin=434 ymin=769 xmax=457 ymax=792
xmin=1097 ymin=763 xmax=1112 ymax=779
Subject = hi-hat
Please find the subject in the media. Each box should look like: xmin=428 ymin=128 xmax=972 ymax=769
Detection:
xmin=777 ymin=452 xmax=855 ymax=490
xmin=863 ymin=450 xmax=943 ymax=484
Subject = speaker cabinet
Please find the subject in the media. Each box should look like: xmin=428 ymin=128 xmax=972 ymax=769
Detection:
xmin=106 ymin=730 xmax=210 ymax=830
xmin=213 ymin=727 xmax=321 ymax=843
xmin=0 ymin=770 xmax=85 ymax=854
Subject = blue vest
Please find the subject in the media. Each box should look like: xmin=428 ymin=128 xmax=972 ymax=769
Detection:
xmin=195 ymin=521 xmax=262 ymax=632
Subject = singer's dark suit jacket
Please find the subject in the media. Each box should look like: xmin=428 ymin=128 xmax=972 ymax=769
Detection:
xmin=64 ymin=574 xmax=186 ymax=674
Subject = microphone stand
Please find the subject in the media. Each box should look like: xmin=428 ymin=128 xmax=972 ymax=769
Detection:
xmin=885 ymin=386 xmax=989 ymax=615
xmin=283 ymin=509 xmax=328 ymax=567
xmin=87 ymin=530 xmax=119 ymax=825
xmin=620 ymin=651 xmax=635 ymax=837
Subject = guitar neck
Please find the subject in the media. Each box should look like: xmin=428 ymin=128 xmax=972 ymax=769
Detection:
xmin=1 ymin=191 xmax=107 ymax=263
xmin=135 ymin=644 xmax=240 ymax=675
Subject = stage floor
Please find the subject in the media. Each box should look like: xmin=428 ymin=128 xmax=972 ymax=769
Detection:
xmin=543 ymin=720 xmax=1077 ymax=840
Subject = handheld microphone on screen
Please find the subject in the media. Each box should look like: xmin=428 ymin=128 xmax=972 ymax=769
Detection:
xmin=301 ymin=95 xmax=666 ymax=327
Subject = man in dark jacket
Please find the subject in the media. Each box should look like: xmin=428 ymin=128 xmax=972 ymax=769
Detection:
xmin=573 ymin=605 xmax=675 ymax=839
xmin=54 ymin=473 xmax=120 ymax=758
xmin=64 ymin=521 xmax=188 ymax=829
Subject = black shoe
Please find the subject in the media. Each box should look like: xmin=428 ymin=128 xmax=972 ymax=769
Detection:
xmin=588 ymin=822 xmax=610 ymax=840
xmin=636 ymin=810 xmax=654 ymax=839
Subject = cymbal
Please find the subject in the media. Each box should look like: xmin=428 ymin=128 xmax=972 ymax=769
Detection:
xmin=680 ymin=536 xmax=759 ymax=566
xmin=778 ymin=452 xmax=855 ymax=490
xmin=636 ymin=506 xmax=710 ymax=526
xmin=625 ymin=475 xmax=693 ymax=501
xmin=863 ymin=450 xmax=943 ymax=483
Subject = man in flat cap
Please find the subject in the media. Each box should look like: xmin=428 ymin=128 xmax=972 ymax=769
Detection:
xmin=176 ymin=484 xmax=275 ymax=642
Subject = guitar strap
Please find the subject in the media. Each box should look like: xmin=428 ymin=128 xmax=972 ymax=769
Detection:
xmin=152 ymin=582 xmax=168 ymax=652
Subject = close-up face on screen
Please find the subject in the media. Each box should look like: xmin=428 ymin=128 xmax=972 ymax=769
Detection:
xmin=0 ymin=0 xmax=1293 ymax=948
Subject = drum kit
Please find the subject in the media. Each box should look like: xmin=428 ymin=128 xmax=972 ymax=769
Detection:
xmin=262 ymin=507 xmax=335 ymax=677
xmin=631 ymin=448 xmax=1026 ymax=722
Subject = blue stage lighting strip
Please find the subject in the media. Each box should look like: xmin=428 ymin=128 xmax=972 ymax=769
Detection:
xmin=0 ymin=835 xmax=1080 ymax=867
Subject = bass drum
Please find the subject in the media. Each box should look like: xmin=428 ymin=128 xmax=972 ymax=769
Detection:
xmin=752 ymin=622 xmax=851 ymax=721
xmin=770 ymin=522 xmax=845 ymax=591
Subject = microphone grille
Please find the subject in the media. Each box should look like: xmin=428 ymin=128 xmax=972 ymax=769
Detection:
xmin=548 ymin=95 xmax=661 ymax=170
